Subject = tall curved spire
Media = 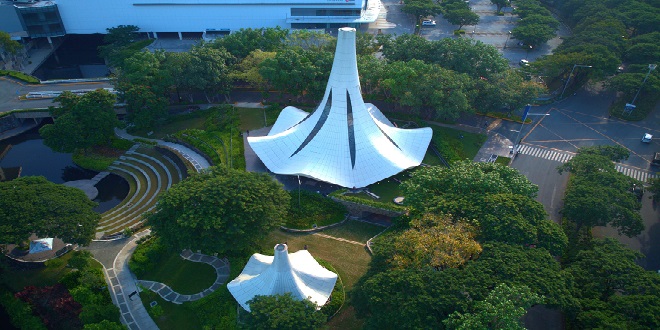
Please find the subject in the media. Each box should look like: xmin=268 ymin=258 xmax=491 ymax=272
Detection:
xmin=248 ymin=27 xmax=432 ymax=188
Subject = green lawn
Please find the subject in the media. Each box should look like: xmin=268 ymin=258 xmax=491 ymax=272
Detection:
xmin=427 ymin=124 xmax=487 ymax=162
xmin=237 ymin=107 xmax=267 ymax=131
xmin=140 ymin=289 xmax=202 ymax=330
xmin=495 ymin=156 xmax=511 ymax=166
xmin=131 ymin=112 xmax=208 ymax=139
xmin=321 ymin=220 xmax=387 ymax=243
xmin=139 ymin=253 xmax=217 ymax=295
xmin=259 ymin=230 xmax=370 ymax=290
xmin=367 ymin=177 xmax=403 ymax=203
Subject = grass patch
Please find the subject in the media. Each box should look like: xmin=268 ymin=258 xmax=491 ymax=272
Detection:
xmin=139 ymin=254 xmax=216 ymax=295
xmin=422 ymin=149 xmax=444 ymax=166
xmin=0 ymin=70 xmax=40 ymax=84
xmin=331 ymin=189 xmax=407 ymax=213
xmin=286 ymin=191 xmax=346 ymax=229
xmin=367 ymin=177 xmax=403 ymax=203
xmin=321 ymin=220 xmax=386 ymax=243
xmin=140 ymin=289 xmax=202 ymax=330
xmin=0 ymin=252 xmax=75 ymax=292
xmin=610 ymin=94 xmax=658 ymax=121
xmin=130 ymin=111 xmax=208 ymax=139
xmin=237 ymin=107 xmax=266 ymax=131
xmin=259 ymin=230 xmax=371 ymax=290
xmin=73 ymin=151 xmax=117 ymax=171
xmin=426 ymin=124 xmax=487 ymax=162
xmin=494 ymin=156 xmax=511 ymax=166
xmin=264 ymin=103 xmax=285 ymax=126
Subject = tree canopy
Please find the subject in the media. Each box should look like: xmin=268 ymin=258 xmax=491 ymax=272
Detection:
xmin=0 ymin=176 xmax=99 ymax=245
xmin=40 ymin=89 xmax=119 ymax=153
xmin=147 ymin=167 xmax=290 ymax=255
xmin=444 ymin=283 xmax=543 ymax=330
xmin=401 ymin=161 xmax=567 ymax=254
xmin=246 ymin=293 xmax=326 ymax=330
xmin=558 ymin=146 xmax=643 ymax=237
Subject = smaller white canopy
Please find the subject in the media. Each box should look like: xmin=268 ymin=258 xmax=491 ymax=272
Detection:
xmin=29 ymin=238 xmax=53 ymax=254
xmin=227 ymin=244 xmax=338 ymax=312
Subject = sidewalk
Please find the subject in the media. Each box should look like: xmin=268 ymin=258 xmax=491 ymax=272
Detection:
xmin=105 ymin=230 xmax=158 ymax=330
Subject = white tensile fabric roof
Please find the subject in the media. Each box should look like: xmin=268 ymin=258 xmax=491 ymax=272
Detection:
xmin=227 ymin=244 xmax=338 ymax=312
xmin=29 ymin=238 xmax=53 ymax=254
xmin=248 ymin=27 xmax=432 ymax=188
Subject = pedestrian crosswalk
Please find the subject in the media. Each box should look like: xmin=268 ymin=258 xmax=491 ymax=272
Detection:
xmin=517 ymin=144 xmax=657 ymax=183
xmin=517 ymin=145 xmax=574 ymax=163
xmin=615 ymin=165 xmax=656 ymax=183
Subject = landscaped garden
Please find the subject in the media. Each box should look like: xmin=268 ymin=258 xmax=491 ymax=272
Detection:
xmin=285 ymin=190 xmax=347 ymax=229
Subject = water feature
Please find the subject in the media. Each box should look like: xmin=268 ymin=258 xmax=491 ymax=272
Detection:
xmin=0 ymin=123 xmax=127 ymax=213
xmin=32 ymin=34 xmax=108 ymax=81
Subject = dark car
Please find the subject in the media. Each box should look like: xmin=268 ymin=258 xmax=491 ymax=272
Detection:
xmin=652 ymin=152 xmax=660 ymax=166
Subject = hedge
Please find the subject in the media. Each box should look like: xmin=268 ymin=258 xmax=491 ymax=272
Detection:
xmin=0 ymin=70 xmax=40 ymax=84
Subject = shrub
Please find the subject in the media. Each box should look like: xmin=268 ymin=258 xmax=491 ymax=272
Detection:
xmin=110 ymin=137 xmax=134 ymax=150
xmin=129 ymin=237 xmax=167 ymax=277
xmin=286 ymin=191 xmax=346 ymax=229
xmin=0 ymin=70 xmax=40 ymax=84
xmin=0 ymin=291 xmax=46 ymax=330
xmin=316 ymin=259 xmax=344 ymax=319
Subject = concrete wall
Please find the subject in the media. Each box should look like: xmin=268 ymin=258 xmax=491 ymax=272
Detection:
xmin=55 ymin=0 xmax=364 ymax=34
xmin=0 ymin=5 xmax=24 ymax=35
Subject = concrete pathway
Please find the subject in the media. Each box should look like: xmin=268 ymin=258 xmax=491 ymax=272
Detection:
xmin=103 ymin=230 xmax=159 ymax=330
xmin=114 ymin=128 xmax=211 ymax=172
xmin=137 ymin=250 xmax=230 ymax=305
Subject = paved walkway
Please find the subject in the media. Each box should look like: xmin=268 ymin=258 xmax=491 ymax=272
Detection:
xmin=114 ymin=128 xmax=211 ymax=172
xmin=104 ymin=230 xmax=159 ymax=330
xmin=137 ymin=250 xmax=230 ymax=304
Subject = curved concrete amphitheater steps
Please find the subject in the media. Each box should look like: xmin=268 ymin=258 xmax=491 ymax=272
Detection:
xmin=96 ymin=146 xmax=181 ymax=238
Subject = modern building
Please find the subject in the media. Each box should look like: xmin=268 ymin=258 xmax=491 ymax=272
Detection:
xmin=1 ymin=0 xmax=380 ymax=40
xmin=227 ymin=244 xmax=338 ymax=312
xmin=248 ymin=27 xmax=433 ymax=188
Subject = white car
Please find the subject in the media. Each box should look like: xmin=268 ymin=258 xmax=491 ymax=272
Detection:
xmin=519 ymin=59 xmax=530 ymax=67
xmin=422 ymin=20 xmax=436 ymax=26
xmin=642 ymin=133 xmax=652 ymax=143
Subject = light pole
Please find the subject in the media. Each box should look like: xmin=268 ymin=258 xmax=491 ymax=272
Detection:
xmin=525 ymin=45 xmax=532 ymax=59
xmin=629 ymin=63 xmax=657 ymax=106
xmin=511 ymin=104 xmax=550 ymax=157
xmin=560 ymin=64 xmax=593 ymax=99
xmin=503 ymin=31 xmax=511 ymax=49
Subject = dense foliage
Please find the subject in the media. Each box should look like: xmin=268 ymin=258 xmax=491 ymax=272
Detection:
xmin=0 ymin=176 xmax=100 ymax=245
xmin=286 ymin=190 xmax=347 ymax=229
xmin=148 ymin=166 xmax=290 ymax=256
xmin=246 ymin=293 xmax=326 ymax=330
xmin=40 ymin=89 xmax=120 ymax=153
xmin=558 ymin=146 xmax=643 ymax=238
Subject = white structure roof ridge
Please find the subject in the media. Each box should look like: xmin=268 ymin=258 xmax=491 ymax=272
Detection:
xmin=248 ymin=27 xmax=432 ymax=188
xmin=227 ymin=244 xmax=338 ymax=312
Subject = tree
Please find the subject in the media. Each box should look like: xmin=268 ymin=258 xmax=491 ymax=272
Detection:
xmin=352 ymin=243 xmax=574 ymax=329
xmin=648 ymin=177 xmax=660 ymax=202
xmin=444 ymin=283 xmax=543 ymax=330
xmin=124 ymin=85 xmax=168 ymax=130
xmin=0 ymin=177 xmax=100 ymax=245
xmin=245 ymin=293 xmax=326 ymax=330
xmin=563 ymin=238 xmax=660 ymax=329
xmin=83 ymin=320 xmax=125 ymax=330
xmin=402 ymin=0 xmax=442 ymax=25
xmin=401 ymin=161 xmax=567 ymax=254
xmin=511 ymin=24 xmax=557 ymax=47
xmin=187 ymin=45 xmax=234 ymax=102
xmin=116 ymin=50 xmax=171 ymax=96
xmin=259 ymin=48 xmax=332 ymax=101
xmin=209 ymin=27 xmax=287 ymax=60
xmin=98 ymin=25 xmax=141 ymax=67
xmin=490 ymin=0 xmax=509 ymax=14
xmin=39 ymin=89 xmax=119 ymax=153
xmin=558 ymin=146 xmax=643 ymax=237
xmin=230 ymin=49 xmax=276 ymax=93
xmin=444 ymin=7 xmax=480 ymax=30
xmin=0 ymin=31 xmax=21 ymax=64
xmin=148 ymin=167 xmax=290 ymax=255
xmin=391 ymin=213 xmax=482 ymax=271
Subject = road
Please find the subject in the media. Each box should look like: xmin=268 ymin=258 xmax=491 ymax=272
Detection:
xmin=0 ymin=77 xmax=113 ymax=113
xmin=511 ymin=155 xmax=569 ymax=224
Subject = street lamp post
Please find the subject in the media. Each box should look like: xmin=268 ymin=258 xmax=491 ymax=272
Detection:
xmin=629 ymin=63 xmax=657 ymax=106
xmin=560 ymin=64 xmax=593 ymax=99
xmin=525 ymin=45 xmax=532 ymax=59
xmin=511 ymin=104 xmax=550 ymax=157
xmin=503 ymin=31 xmax=511 ymax=49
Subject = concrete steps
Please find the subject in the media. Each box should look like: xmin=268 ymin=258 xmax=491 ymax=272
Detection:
xmin=96 ymin=145 xmax=187 ymax=237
